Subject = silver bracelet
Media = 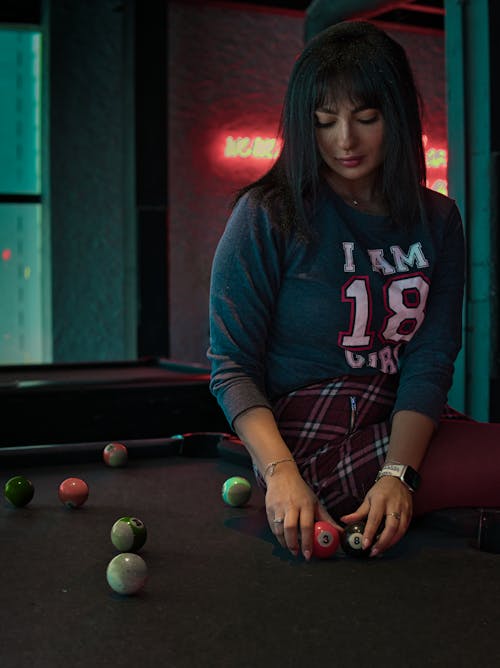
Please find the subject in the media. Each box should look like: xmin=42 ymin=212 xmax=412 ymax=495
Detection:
xmin=263 ymin=458 xmax=295 ymax=481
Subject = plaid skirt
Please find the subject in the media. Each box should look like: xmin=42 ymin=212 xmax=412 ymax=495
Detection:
xmin=255 ymin=374 xmax=467 ymax=520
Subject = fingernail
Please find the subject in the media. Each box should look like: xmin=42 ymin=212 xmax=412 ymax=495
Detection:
xmin=304 ymin=549 xmax=312 ymax=561
xmin=363 ymin=538 xmax=370 ymax=549
xmin=370 ymin=548 xmax=379 ymax=557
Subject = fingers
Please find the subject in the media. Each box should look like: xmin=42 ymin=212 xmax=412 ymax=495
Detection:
xmin=268 ymin=507 xmax=315 ymax=560
xmin=340 ymin=480 xmax=413 ymax=557
xmin=266 ymin=479 xmax=413 ymax=561
xmin=265 ymin=473 xmax=323 ymax=559
xmin=340 ymin=499 xmax=371 ymax=526
xmin=270 ymin=506 xmax=342 ymax=561
xmin=283 ymin=508 xmax=300 ymax=557
xmin=268 ymin=512 xmax=287 ymax=548
xmin=267 ymin=504 xmax=300 ymax=554
xmin=298 ymin=505 xmax=315 ymax=561
xmin=364 ymin=489 xmax=412 ymax=557
xmin=369 ymin=510 xmax=410 ymax=557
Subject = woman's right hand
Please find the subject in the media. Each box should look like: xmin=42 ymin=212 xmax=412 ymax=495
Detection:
xmin=265 ymin=465 xmax=341 ymax=561
xmin=232 ymin=406 xmax=341 ymax=560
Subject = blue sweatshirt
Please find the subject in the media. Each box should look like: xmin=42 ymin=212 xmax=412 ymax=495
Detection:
xmin=208 ymin=184 xmax=465 ymax=428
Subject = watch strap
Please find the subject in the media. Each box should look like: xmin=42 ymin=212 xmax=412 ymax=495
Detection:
xmin=375 ymin=463 xmax=421 ymax=492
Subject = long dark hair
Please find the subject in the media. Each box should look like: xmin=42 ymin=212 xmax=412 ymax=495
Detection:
xmin=234 ymin=21 xmax=427 ymax=239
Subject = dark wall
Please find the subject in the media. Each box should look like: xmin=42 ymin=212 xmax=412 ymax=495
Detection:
xmin=167 ymin=2 xmax=304 ymax=363
xmin=48 ymin=0 xmax=136 ymax=362
xmin=488 ymin=0 xmax=500 ymax=417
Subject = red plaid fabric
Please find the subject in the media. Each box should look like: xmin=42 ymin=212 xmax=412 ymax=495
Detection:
xmin=255 ymin=374 xmax=471 ymax=520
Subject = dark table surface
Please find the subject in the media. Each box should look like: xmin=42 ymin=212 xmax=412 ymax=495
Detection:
xmin=1 ymin=434 xmax=500 ymax=668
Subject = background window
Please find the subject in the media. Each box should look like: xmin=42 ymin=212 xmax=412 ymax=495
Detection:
xmin=0 ymin=29 xmax=44 ymax=364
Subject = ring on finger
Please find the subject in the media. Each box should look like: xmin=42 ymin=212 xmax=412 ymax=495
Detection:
xmin=273 ymin=518 xmax=285 ymax=524
xmin=386 ymin=511 xmax=401 ymax=521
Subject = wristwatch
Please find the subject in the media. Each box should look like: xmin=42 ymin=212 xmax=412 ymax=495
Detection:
xmin=375 ymin=463 xmax=421 ymax=492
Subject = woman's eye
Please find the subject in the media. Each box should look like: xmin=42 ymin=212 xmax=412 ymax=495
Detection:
xmin=358 ymin=116 xmax=378 ymax=124
xmin=314 ymin=117 xmax=335 ymax=128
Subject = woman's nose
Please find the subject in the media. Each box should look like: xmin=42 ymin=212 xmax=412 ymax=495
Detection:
xmin=337 ymin=121 xmax=356 ymax=150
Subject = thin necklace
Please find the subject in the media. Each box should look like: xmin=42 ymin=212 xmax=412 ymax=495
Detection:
xmin=342 ymin=193 xmax=387 ymax=215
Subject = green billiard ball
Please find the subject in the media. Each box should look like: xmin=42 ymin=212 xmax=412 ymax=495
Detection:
xmin=221 ymin=476 xmax=252 ymax=507
xmin=103 ymin=442 xmax=128 ymax=467
xmin=111 ymin=517 xmax=147 ymax=552
xmin=5 ymin=475 xmax=35 ymax=507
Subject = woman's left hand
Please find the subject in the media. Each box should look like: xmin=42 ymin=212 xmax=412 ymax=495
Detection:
xmin=340 ymin=476 xmax=413 ymax=557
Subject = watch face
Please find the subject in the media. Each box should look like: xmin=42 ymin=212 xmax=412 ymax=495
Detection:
xmin=380 ymin=464 xmax=420 ymax=491
xmin=403 ymin=466 xmax=420 ymax=491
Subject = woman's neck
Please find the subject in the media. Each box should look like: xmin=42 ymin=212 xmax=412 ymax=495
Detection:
xmin=323 ymin=170 xmax=388 ymax=215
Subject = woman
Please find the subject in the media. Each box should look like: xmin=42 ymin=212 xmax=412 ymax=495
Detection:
xmin=207 ymin=21 xmax=500 ymax=560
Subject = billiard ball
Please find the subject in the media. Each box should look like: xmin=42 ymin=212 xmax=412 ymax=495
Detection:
xmin=103 ymin=442 xmax=128 ymax=467
xmin=4 ymin=475 xmax=34 ymax=507
xmin=221 ymin=476 xmax=252 ymax=507
xmin=58 ymin=477 xmax=89 ymax=508
xmin=341 ymin=521 xmax=370 ymax=558
xmin=106 ymin=553 xmax=148 ymax=595
xmin=111 ymin=516 xmax=147 ymax=552
xmin=312 ymin=520 xmax=340 ymax=558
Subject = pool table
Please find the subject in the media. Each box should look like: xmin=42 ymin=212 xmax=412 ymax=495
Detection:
xmin=0 ymin=357 xmax=228 ymax=447
xmin=2 ymin=430 xmax=500 ymax=667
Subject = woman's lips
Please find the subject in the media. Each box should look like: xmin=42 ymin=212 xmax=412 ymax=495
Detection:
xmin=337 ymin=156 xmax=363 ymax=167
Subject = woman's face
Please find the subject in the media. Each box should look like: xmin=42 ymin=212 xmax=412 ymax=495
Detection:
xmin=314 ymin=98 xmax=385 ymax=189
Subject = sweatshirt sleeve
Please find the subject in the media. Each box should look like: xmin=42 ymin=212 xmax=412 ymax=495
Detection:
xmin=392 ymin=202 xmax=465 ymax=424
xmin=207 ymin=194 xmax=285 ymax=427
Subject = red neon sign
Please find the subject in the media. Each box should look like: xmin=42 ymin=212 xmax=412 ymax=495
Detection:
xmin=220 ymin=133 xmax=448 ymax=194
xmin=422 ymin=134 xmax=448 ymax=194
xmin=224 ymin=135 xmax=282 ymax=160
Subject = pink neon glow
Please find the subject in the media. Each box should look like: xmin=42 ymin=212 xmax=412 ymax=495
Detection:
xmin=1 ymin=248 xmax=12 ymax=261
xmin=224 ymin=135 xmax=282 ymax=160
xmin=219 ymin=133 xmax=448 ymax=194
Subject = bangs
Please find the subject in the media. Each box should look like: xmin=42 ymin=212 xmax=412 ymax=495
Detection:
xmin=315 ymin=59 xmax=386 ymax=111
